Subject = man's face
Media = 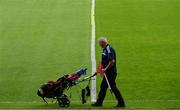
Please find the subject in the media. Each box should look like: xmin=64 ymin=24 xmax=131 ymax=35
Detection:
xmin=99 ymin=41 xmax=107 ymax=48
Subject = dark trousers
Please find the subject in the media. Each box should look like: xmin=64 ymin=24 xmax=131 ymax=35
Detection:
xmin=97 ymin=73 xmax=125 ymax=105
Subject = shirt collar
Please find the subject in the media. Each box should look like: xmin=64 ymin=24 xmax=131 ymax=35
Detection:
xmin=103 ymin=44 xmax=109 ymax=50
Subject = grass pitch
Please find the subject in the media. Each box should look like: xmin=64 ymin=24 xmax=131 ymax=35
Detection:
xmin=0 ymin=0 xmax=180 ymax=109
xmin=0 ymin=0 xmax=92 ymax=109
xmin=96 ymin=0 xmax=180 ymax=109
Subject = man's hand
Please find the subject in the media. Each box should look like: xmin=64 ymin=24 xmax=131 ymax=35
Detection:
xmin=102 ymin=69 xmax=106 ymax=73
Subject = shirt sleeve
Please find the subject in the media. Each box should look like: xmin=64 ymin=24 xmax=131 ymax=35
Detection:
xmin=107 ymin=46 xmax=114 ymax=60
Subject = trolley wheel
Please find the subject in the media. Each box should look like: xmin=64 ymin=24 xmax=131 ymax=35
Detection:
xmin=57 ymin=94 xmax=70 ymax=107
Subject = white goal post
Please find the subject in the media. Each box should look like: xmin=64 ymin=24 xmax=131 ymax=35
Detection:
xmin=91 ymin=0 xmax=97 ymax=103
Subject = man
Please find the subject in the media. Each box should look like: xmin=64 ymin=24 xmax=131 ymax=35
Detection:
xmin=92 ymin=37 xmax=125 ymax=107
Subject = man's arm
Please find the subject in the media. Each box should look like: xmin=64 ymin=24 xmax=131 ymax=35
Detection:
xmin=103 ymin=59 xmax=115 ymax=73
xmin=103 ymin=46 xmax=115 ymax=73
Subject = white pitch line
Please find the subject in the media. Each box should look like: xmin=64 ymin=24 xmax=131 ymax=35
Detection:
xmin=0 ymin=99 xmax=180 ymax=104
xmin=91 ymin=0 xmax=97 ymax=103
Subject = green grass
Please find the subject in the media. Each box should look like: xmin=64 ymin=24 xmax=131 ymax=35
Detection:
xmin=0 ymin=0 xmax=92 ymax=108
xmin=0 ymin=0 xmax=180 ymax=109
xmin=96 ymin=0 xmax=180 ymax=109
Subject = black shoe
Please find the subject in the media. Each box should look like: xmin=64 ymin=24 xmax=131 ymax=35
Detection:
xmin=91 ymin=103 xmax=102 ymax=107
xmin=116 ymin=104 xmax=125 ymax=108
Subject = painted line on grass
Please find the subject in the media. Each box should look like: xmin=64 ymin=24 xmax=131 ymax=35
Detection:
xmin=91 ymin=0 xmax=97 ymax=103
xmin=0 ymin=99 xmax=180 ymax=104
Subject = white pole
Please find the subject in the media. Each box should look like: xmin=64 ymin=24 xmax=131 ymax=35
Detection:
xmin=104 ymin=73 xmax=112 ymax=91
xmin=91 ymin=0 xmax=97 ymax=102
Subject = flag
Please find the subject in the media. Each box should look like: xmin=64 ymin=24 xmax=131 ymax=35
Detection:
xmin=97 ymin=62 xmax=104 ymax=77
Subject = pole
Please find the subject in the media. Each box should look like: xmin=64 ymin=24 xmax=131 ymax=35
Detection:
xmin=104 ymin=73 xmax=113 ymax=94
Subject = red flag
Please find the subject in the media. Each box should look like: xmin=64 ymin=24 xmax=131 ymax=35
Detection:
xmin=97 ymin=62 xmax=104 ymax=77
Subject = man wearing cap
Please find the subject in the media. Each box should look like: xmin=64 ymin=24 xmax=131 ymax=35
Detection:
xmin=92 ymin=37 xmax=125 ymax=107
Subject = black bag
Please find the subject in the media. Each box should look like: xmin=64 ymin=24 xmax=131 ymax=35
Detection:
xmin=81 ymin=85 xmax=90 ymax=104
